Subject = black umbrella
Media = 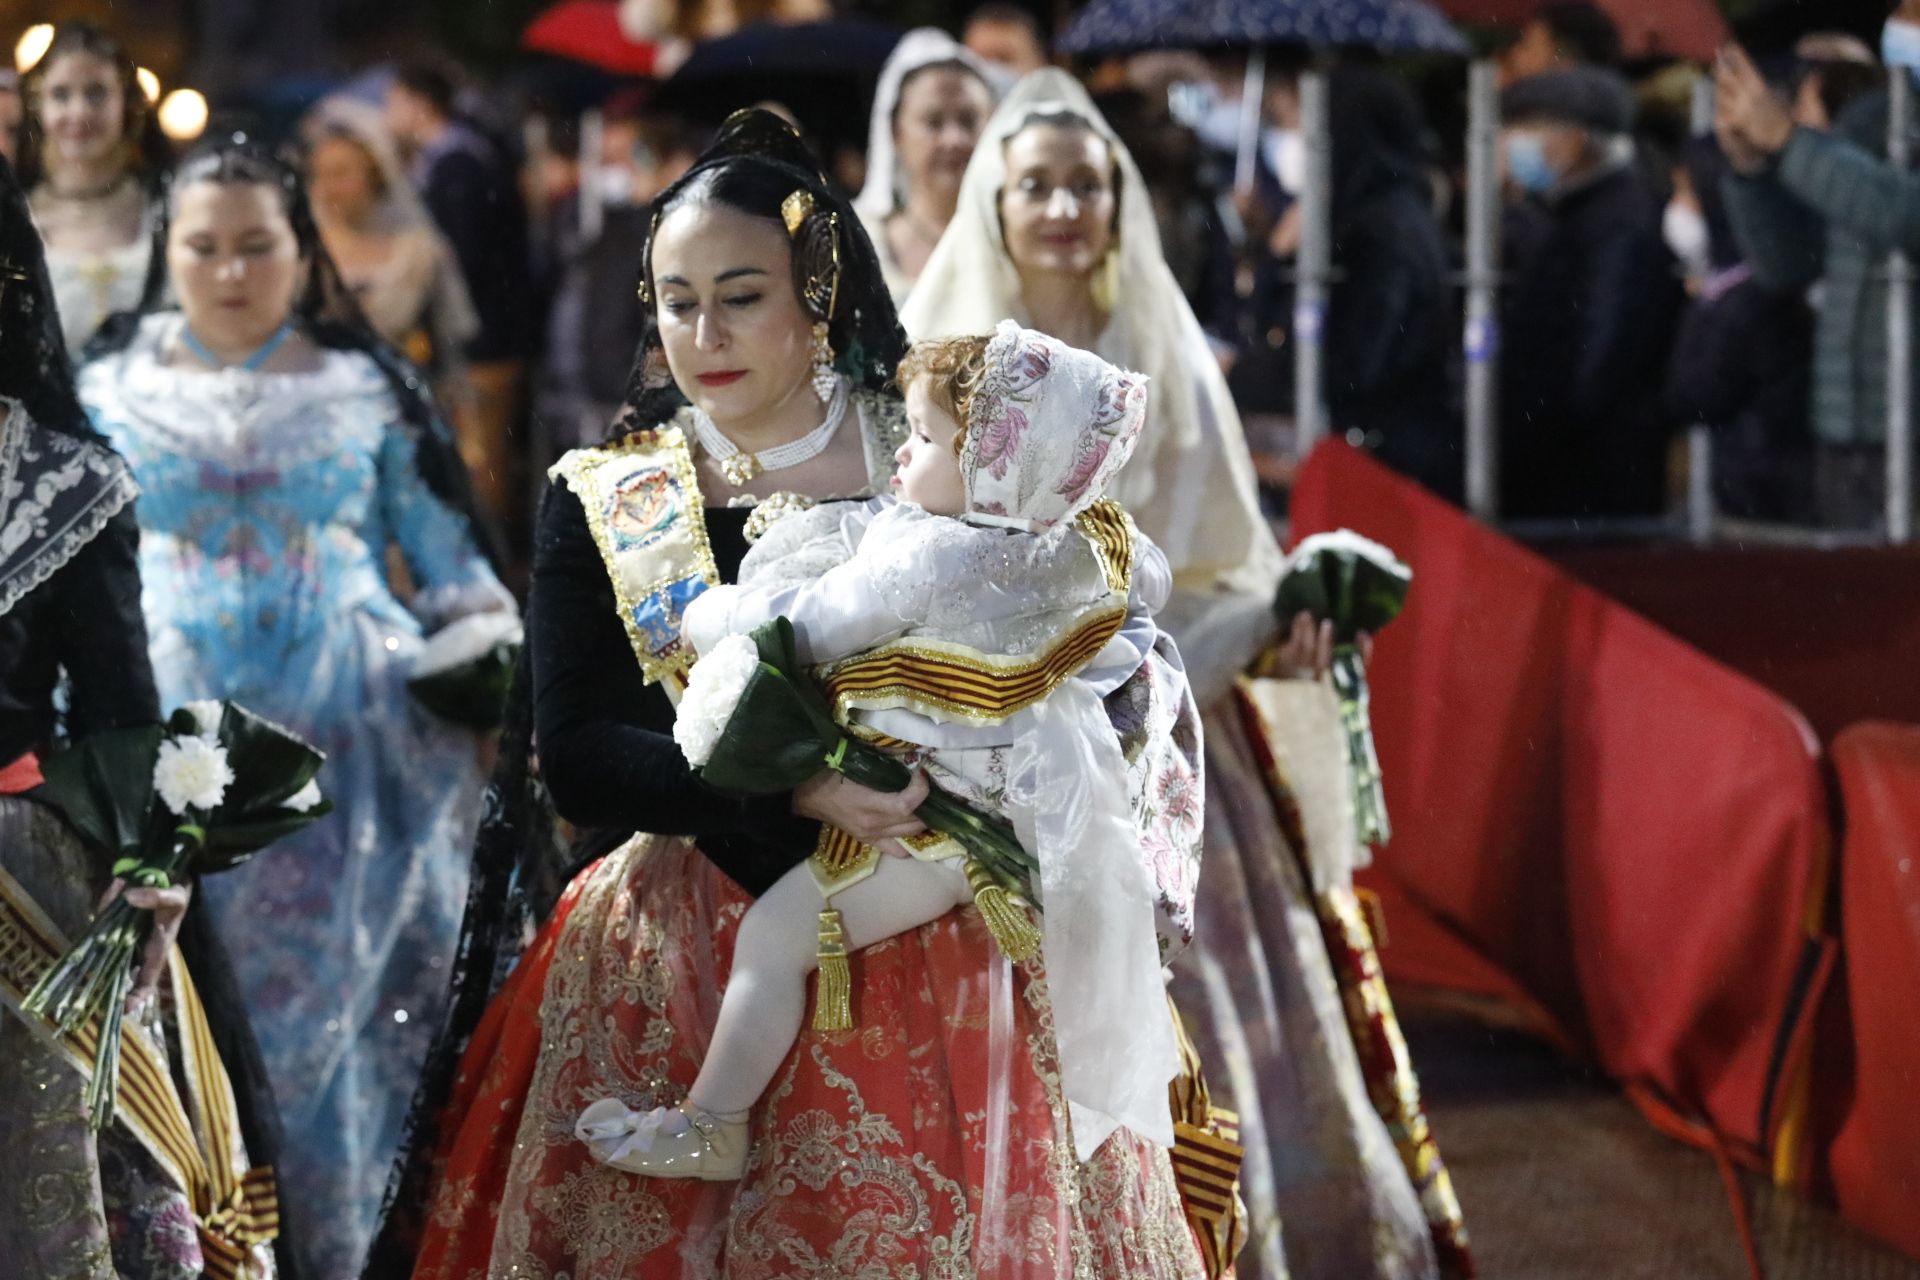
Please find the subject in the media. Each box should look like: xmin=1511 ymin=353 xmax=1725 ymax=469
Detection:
xmin=654 ymin=18 xmax=904 ymax=149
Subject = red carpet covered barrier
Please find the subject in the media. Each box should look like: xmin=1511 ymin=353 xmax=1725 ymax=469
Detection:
xmin=1827 ymin=725 xmax=1920 ymax=1259
xmin=1289 ymin=442 xmax=1832 ymax=1160
xmin=1545 ymin=544 xmax=1920 ymax=743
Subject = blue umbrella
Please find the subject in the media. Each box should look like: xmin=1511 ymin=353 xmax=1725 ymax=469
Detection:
xmin=1057 ymin=0 xmax=1468 ymax=58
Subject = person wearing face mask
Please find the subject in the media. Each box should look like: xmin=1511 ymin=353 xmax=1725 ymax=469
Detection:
xmin=1227 ymin=66 xmax=1460 ymax=502
xmin=1496 ymin=66 xmax=1681 ymax=518
xmin=1715 ymin=8 xmax=1920 ymax=528
xmin=962 ymin=2 xmax=1049 ymax=95
xmin=1662 ymin=139 xmax=1815 ymax=522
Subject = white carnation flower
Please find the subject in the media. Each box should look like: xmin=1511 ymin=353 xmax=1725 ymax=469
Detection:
xmin=672 ymin=634 xmax=761 ymax=767
xmin=1289 ymin=528 xmax=1407 ymax=574
xmin=182 ymin=700 xmax=225 ymax=741
xmin=154 ymin=735 xmax=235 ymax=814
xmin=285 ymin=779 xmax=324 ymax=812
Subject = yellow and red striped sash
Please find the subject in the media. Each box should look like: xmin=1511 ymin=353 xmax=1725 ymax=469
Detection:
xmin=1168 ymin=993 xmax=1249 ymax=1279
xmin=0 ymin=864 xmax=279 ymax=1278
xmin=818 ymin=501 xmax=1138 ymax=728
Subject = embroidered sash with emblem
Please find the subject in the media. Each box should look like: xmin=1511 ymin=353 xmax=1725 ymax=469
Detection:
xmin=551 ymin=425 xmax=721 ymax=687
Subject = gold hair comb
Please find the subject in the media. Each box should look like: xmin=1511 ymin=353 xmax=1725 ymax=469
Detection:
xmin=781 ymin=189 xmax=815 ymax=237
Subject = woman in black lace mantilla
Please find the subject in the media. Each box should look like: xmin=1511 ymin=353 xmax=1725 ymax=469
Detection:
xmin=0 ymin=153 xmax=299 ymax=1280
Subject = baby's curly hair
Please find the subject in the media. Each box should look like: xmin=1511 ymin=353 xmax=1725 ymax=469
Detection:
xmin=896 ymin=334 xmax=993 ymax=455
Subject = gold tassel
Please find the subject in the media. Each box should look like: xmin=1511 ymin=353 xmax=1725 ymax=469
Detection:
xmin=813 ymin=908 xmax=853 ymax=1031
xmin=965 ymin=860 xmax=1042 ymax=963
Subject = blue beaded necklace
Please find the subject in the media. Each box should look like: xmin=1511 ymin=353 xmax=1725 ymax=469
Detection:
xmin=181 ymin=320 xmax=296 ymax=372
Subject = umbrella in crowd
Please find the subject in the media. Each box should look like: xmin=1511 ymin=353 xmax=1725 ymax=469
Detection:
xmin=522 ymin=0 xmax=662 ymax=77
xmin=1432 ymin=0 xmax=1729 ymax=62
xmin=1058 ymin=0 xmax=1467 ymax=450
xmin=654 ymin=18 xmax=902 ymax=145
xmin=1057 ymin=0 xmax=1470 ymax=58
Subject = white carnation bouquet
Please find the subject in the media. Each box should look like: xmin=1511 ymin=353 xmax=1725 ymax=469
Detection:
xmin=408 ymin=612 xmax=523 ymax=729
xmin=23 ymin=700 xmax=331 ymax=1127
xmin=1273 ymin=529 xmax=1413 ymax=846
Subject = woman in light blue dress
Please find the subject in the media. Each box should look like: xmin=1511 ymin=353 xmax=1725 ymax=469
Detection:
xmin=77 ymin=135 xmax=513 ymax=1279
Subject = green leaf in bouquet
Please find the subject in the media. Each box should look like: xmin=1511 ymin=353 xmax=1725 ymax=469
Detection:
xmin=213 ymin=702 xmax=326 ymax=816
xmin=1344 ymin=558 xmax=1412 ymax=637
xmin=751 ymin=616 xmax=803 ymax=674
xmin=40 ymin=724 xmax=166 ymax=857
xmin=1274 ymin=530 xmax=1413 ymax=643
xmin=697 ymin=666 xmax=844 ymax=795
xmin=1272 ymin=562 xmax=1334 ymax=627
xmin=199 ymin=799 xmax=337 ymax=871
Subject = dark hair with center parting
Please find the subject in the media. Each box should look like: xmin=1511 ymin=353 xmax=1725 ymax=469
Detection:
xmin=892 ymin=58 xmax=995 ymax=129
xmin=623 ymin=109 xmax=908 ymax=429
xmin=84 ymin=132 xmax=495 ymax=565
xmin=16 ymin=22 xmax=171 ymax=192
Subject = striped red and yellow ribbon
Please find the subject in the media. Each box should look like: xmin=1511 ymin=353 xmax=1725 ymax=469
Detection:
xmin=0 ymin=865 xmax=278 ymax=1277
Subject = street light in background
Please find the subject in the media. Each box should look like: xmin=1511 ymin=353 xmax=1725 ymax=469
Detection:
xmin=14 ymin=24 xmax=53 ymax=74
xmin=157 ymin=89 xmax=207 ymax=142
xmin=136 ymin=67 xmax=161 ymax=104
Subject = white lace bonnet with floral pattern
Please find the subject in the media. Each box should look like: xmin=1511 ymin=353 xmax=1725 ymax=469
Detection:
xmin=959 ymin=320 xmax=1148 ymax=533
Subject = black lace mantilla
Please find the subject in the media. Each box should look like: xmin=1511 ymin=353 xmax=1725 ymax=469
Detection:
xmin=0 ymin=396 xmax=138 ymax=621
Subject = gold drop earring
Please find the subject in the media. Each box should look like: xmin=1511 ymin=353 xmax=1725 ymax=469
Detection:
xmin=810 ymin=320 xmax=837 ymax=401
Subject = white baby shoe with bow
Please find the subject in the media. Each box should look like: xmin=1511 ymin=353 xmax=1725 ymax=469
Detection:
xmin=575 ymin=1097 xmax=749 ymax=1181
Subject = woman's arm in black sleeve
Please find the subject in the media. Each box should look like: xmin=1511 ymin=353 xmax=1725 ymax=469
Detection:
xmin=530 ymin=482 xmax=817 ymax=851
xmin=55 ymin=504 xmax=160 ymax=737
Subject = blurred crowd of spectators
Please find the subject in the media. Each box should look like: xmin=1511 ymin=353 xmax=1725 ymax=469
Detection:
xmin=9 ymin=0 xmax=1920 ymax=544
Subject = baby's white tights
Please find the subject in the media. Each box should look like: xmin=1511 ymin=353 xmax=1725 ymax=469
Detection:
xmin=686 ymin=851 xmax=973 ymax=1116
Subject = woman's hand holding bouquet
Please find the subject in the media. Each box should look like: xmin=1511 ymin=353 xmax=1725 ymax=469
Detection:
xmin=1270 ymin=530 xmax=1412 ymax=847
xmin=23 ymin=700 xmax=332 ymax=1127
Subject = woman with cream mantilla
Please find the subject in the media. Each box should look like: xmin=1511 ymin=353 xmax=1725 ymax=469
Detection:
xmin=903 ymin=70 xmax=1473 ymax=1280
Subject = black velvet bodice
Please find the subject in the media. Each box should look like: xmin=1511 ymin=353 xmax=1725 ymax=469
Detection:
xmin=529 ymin=488 xmax=819 ymax=895
xmin=0 ymin=505 xmax=159 ymax=763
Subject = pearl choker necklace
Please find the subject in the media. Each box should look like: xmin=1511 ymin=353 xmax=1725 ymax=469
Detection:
xmin=691 ymin=378 xmax=849 ymax=487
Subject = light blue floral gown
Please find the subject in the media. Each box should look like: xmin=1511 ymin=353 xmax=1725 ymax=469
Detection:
xmin=80 ymin=313 xmax=512 ymax=1278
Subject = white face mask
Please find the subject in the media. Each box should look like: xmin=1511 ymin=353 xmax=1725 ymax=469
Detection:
xmin=1264 ymin=129 xmax=1306 ymax=195
xmin=1884 ymin=17 xmax=1920 ymax=71
xmin=1191 ymin=96 xmax=1244 ymax=154
xmin=594 ymin=164 xmax=638 ymax=208
xmin=1663 ymin=201 xmax=1711 ymax=279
